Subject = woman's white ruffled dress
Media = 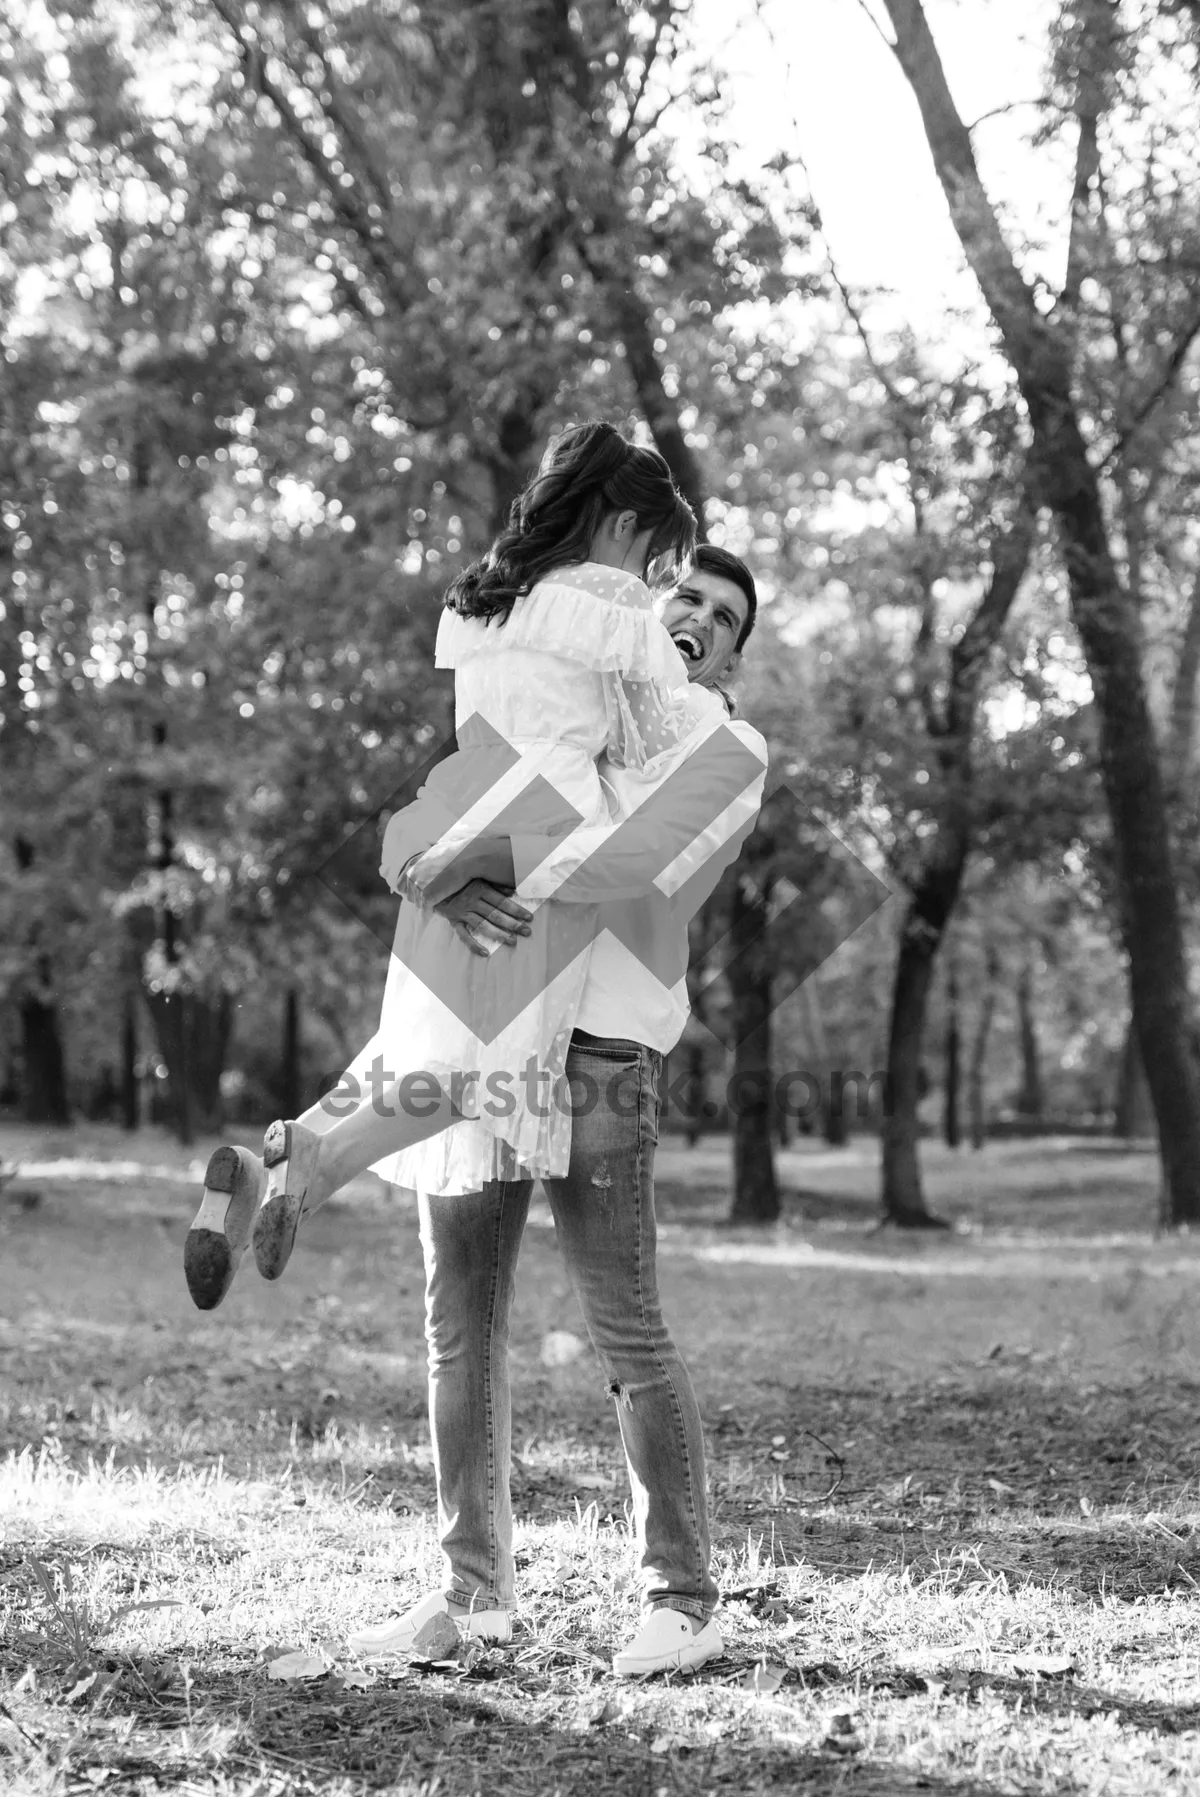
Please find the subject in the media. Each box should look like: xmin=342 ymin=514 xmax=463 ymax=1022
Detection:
xmin=350 ymin=561 xmax=727 ymax=1199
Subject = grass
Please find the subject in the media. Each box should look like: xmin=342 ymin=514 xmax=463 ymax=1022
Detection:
xmin=2 ymin=1119 xmax=1200 ymax=1794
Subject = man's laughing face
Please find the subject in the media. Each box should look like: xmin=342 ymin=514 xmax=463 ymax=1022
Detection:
xmin=657 ymin=568 xmax=751 ymax=687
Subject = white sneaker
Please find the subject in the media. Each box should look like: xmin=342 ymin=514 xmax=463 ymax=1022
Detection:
xmin=347 ymin=1589 xmax=512 ymax=1657
xmin=612 ymin=1609 xmax=724 ymax=1679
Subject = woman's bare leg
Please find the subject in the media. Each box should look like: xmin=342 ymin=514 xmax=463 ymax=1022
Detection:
xmin=295 ymin=1077 xmax=460 ymax=1213
xmin=252 ymin=1062 xmax=462 ymax=1279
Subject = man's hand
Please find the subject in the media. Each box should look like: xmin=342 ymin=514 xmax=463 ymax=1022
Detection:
xmin=433 ymin=878 xmax=533 ymax=957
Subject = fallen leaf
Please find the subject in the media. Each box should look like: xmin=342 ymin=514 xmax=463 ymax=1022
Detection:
xmin=649 ymin=1734 xmax=674 ymax=1753
xmin=339 ymin=1667 xmax=377 ymax=1689
xmin=1079 ymin=1495 xmax=1094 ymax=1517
xmin=410 ymin=1611 xmax=461 ymax=1660
xmin=987 ymin=1478 xmax=1014 ymax=1496
xmin=740 ymin=1661 xmax=785 ymax=1694
xmin=258 ymin=1643 xmax=301 ymax=1664
xmin=924 ymin=1677 xmax=946 ymax=1700
xmin=65 ymin=1673 xmax=97 ymax=1704
xmin=266 ymin=1653 xmax=329 ymax=1681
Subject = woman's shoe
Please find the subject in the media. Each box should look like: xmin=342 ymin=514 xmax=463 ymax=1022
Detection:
xmin=184 ymin=1146 xmax=267 ymax=1311
xmin=253 ymin=1119 xmax=322 ymax=1281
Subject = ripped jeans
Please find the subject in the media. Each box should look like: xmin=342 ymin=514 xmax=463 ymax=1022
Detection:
xmin=416 ymin=1029 xmax=718 ymax=1622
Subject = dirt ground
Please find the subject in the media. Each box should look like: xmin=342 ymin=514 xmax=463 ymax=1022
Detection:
xmin=2 ymin=1122 xmax=1199 ymax=1794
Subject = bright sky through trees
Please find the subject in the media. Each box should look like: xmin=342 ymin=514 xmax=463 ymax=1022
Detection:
xmin=695 ymin=0 xmax=1071 ymax=345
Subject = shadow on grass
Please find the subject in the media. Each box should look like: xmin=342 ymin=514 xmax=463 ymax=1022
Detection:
xmin=0 ymin=1646 xmax=1014 ymax=1796
xmin=9 ymin=1638 xmax=1200 ymax=1794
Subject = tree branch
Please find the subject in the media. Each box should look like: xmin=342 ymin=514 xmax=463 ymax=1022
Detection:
xmin=1169 ymin=560 xmax=1200 ymax=777
xmin=206 ymin=0 xmax=418 ymax=321
xmin=946 ymin=488 xmax=1037 ymax=739
xmin=612 ymin=2 xmax=672 ymax=166
xmin=1099 ymin=299 xmax=1200 ymax=471
xmin=272 ymin=0 xmax=398 ymax=219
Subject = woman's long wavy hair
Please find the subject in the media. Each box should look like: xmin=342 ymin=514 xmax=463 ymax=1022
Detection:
xmin=445 ymin=422 xmax=697 ymax=625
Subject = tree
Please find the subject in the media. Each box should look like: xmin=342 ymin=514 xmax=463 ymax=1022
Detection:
xmin=192 ymin=0 xmax=768 ymax=531
xmin=878 ymin=490 xmax=1035 ymax=1223
xmin=878 ymin=0 xmax=1200 ymax=1225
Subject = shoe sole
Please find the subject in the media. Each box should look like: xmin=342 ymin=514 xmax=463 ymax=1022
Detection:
xmin=184 ymin=1147 xmax=256 ymax=1311
xmin=254 ymin=1121 xmax=304 ymax=1282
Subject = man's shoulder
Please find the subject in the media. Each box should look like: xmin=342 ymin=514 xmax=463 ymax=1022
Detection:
xmin=719 ymin=712 xmax=768 ymax=767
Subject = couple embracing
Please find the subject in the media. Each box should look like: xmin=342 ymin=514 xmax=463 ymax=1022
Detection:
xmin=185 ymin=422 xmax=769 ymax=1679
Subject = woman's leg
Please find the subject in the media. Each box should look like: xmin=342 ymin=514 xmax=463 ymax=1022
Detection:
xmin=252 ymin=1060 xmax=465 ymax=1280
xmin=288 ymin=1074 xmax=462 ymax=1214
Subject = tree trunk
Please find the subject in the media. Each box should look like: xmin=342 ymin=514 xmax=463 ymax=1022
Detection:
xmin=882 ymin=906 xmax=951 ymax=1228
xmin=12 ymin=838 xmax=70 ymax=1126
xmin=121 ymin=991 xmax=139 ymax=1131
xmin=143 ymin=988 xmax=193 ymax=1145
xmin=1168 ymin=565 xmax=1200 ymax=780
xmin=602 ymin=275 xmax=709 ymax=534
xmin=1014 ymin=961 xmax=1044 ymax=1119
xmin=799 ymin=980 xmax=845 ymax=1145
xmin=1114 ymin=1020 xmax=1155 ymax=1137
xmin=142 ymin=988 xmax=232 ymax=1141
xmin=682 ymin=1039 xmax=706 ymax=1147
xmin=727 ymin=873 xmax=780 ymax=1224
xmin=879 ymin=507 xmax=1032 ymax=1223
xmin=881 ymin=0 xmax=1200 ymax=1226
xmin=281 ymin=985 xmax=301 ymax=1119
xmin=968 ymin=944 xmax=999 ymax=1149
xmin=187 ymin=990 xmax=232 ymax=1133
xmin=943 ymin=955 xmax=961 ymax=1148
xmin=20 ymin=971 xmax=70 ymax=1126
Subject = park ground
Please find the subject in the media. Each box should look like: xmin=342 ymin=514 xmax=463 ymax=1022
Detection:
xmin=3 ymin=1122 xmax=1200 ymax=1794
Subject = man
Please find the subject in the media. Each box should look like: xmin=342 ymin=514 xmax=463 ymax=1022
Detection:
xmin=350 ymin=545 xmax=767 ymax=1678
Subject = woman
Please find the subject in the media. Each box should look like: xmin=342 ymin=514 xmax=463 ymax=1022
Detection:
xmin=185 ymin=423 xmax=731 ymax=1309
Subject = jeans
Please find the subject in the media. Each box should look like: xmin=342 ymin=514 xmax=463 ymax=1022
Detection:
xmin=416 ymin=1030 xmax=718 ymax=1622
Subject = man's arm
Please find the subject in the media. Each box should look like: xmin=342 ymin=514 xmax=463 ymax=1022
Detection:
xmin=381 ymin=716 xmax=768 ymax=927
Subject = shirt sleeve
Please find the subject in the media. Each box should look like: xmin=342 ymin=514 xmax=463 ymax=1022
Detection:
xmin=603 ymin=672 xmax=711 ymax=769
xmin=509 ymin=719 xmax=768 ymax=906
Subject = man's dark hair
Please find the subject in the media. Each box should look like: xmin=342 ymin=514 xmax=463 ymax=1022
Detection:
xmin=693 ymin=544 xmax=757 ymax=650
